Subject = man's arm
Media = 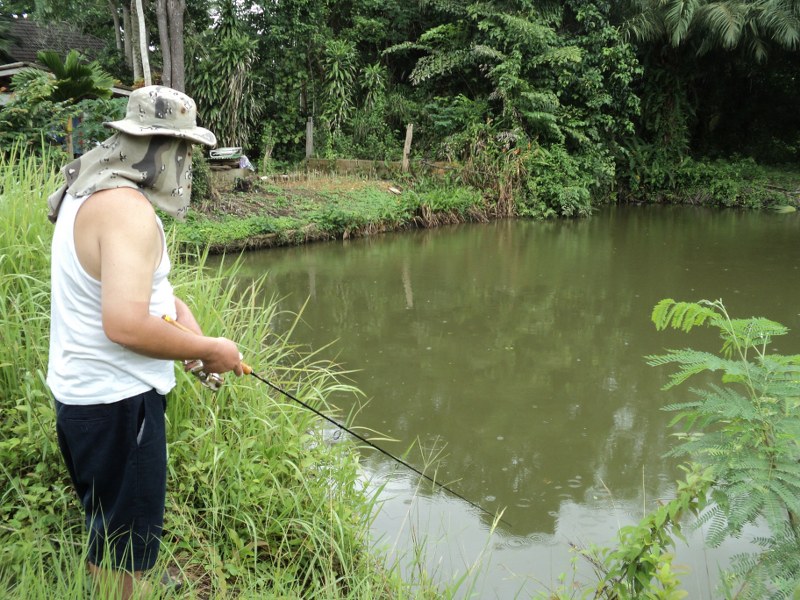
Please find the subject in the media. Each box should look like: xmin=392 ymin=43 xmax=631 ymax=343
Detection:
xmin=174 ymin=297 xmax=203 ymax=336
xmin=90 ymin=189 xmax=242 ymax=375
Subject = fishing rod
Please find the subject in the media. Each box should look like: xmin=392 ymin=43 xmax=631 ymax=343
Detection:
xmin=162 ymin=314 xmax=509 ymax=527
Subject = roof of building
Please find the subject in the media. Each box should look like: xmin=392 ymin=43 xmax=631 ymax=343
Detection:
xmin=0 ymin=20 xmax=130 ymax=98
xmin=5 ymin=18 xmax=107 ymax=64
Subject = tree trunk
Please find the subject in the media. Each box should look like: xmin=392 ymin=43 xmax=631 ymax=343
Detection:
xmin=135 ymin=0 xmax=152 ymax=85
xmin=166 ymin=0 xmax=186 ymax=92
xmin=156 ymin=0 xmax=171 ymax=87
xmin=129 ymin=1 xmax=142 ymax=82
xmin=108 ymin=0 xmax=123 ymax=52
xmin=122 ymin=2 xmax=133 ymax=71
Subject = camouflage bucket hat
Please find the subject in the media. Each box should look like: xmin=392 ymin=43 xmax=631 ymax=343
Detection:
xmin=104 ymin=85 xmax=217 ymax=147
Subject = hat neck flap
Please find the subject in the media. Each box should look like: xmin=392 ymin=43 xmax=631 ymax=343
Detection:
xmin=48 ymin=132 xmax=193 ymax=223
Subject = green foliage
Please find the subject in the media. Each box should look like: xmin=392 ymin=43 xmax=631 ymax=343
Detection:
xmin=187 ymin=2 xmax=264 ymax=150
xmin=0 ymin=147 xmax=438 ymax=598
xmin=190 ymin=150 xmax=212 ymax=203
xmin=258 ymin=122 xmax=277 ymax=175
xmin=309 ymin=187 xmax=413 ymax=232
xmin=0 ymin=52 xmax=118 ymax=155
xmin=0 ymin=98 xmax=69 ymax=154
xmin=34 ymin=49 xmax=114 ymax=103
xmin=647 ymin=299 xmax=800 ymax=596
xmin=523 ymin=143 xmax=613 ymax=218
xmin=176 ymin=212 xmax=283 ymax=246
xmin=0 ymin=14 xmax=12 ymax=61
xmin=71 ymin=96 xmax=127 ymax=149
xmin=323 ymin=39 xmax=358 ymax=133
xmin=446 ymin=121 xmax=615 ymax=219
xmin=620 ymin=151 xmax=791 ymax=208
xmin=406 ymin=184 xmax=484 ymax=217
xmin=587 ymin=464 xmax=714 ymax=599
xmin=622 ymin=0 xmax=800 ymax=60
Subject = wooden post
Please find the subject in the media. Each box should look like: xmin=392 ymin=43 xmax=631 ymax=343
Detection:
xmin=402 ymin=123 xmax=413 ymax=172
xmin=305 ymin=117 xmax=314 ymax=159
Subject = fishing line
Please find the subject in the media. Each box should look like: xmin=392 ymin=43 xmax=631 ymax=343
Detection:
xmin=163 ymin=314 xmax=509 ymax=527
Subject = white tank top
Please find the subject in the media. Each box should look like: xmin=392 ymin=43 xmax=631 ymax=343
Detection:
xmin=47 ymin=192 xmax=177 ymax=404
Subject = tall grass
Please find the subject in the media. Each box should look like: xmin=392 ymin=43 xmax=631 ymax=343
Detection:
xmin=0 ymin=147 xmax=482 ymax=598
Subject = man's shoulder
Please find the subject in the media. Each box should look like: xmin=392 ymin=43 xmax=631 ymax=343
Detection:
xmin=81 ymin=188 xmax=155 ymax=225
xmin=85 ymin=187 xmax=153 ymax=211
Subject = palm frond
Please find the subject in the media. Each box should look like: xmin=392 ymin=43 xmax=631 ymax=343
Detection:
xmin=759 ymin=0 xmax=800 ymax=49
xmin=620 ymin=3 xmax=666 ymax=43
xmin=664 ymin=0 xmax=701 ymax=46
xmin=698 ymin=1 xmax=746 ymax=50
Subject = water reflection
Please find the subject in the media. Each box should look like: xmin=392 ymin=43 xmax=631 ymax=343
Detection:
xmin=220 ymin=205 xmax=800 ymax=594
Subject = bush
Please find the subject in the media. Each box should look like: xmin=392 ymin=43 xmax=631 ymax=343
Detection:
xmin=618 ymin=143 xmax=792 ymax=209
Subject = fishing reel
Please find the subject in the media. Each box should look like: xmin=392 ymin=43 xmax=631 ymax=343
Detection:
xmin=184 ymin=360 xmax=223 ymax=392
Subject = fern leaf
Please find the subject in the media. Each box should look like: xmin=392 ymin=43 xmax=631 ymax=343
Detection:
xmin=646 ymin=348 xmax=742 ymax=389
xmin=651 ymin=299 xmax=719 ymax=332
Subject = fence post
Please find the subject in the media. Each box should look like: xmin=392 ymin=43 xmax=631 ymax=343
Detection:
xmin=305 ymin=117 xmax=314 ymax=160
xmin=402 ymin=123 xmax=413 ymax=172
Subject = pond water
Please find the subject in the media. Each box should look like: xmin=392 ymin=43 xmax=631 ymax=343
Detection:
xmin=221 ymin=205 xmax=800 ymax=598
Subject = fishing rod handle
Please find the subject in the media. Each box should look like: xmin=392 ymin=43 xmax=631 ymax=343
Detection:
xmin=161 ymin=314 xmax=253 ymax=375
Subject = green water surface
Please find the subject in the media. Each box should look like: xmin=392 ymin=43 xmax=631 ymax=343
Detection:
xmin=224 ymin=205 xmax=800 ymax=597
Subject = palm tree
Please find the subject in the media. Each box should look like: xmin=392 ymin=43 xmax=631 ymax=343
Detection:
xmin=622 ymin=0 xmax=800 ymax=61
xmin=35 ymin=49 xmax=115 ymax=103
xmin=12 ymin=50 xmax=115 ymax=156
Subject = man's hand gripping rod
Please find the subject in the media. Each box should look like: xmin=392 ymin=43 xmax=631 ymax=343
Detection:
xmin=161 ymin=313 xmax=510 ymax=527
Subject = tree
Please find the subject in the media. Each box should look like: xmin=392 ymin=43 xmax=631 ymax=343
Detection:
xmin=134 ymin=0 xmax=151 ymax=84
xmin=156 ymin=0 xmax=187 ymax=90
xmin=187 ymin=0 xmax=262 ymax=148
xmin=1 ymin=50 xmax=115 ymax=153
xmin=0 ymin=14 xmax=14 ymax=62
xmin=617 ymin=0 xmax=800 ymax=163
xmin=35 ymin=49 xmax=115 ymax=102
xmin=649 ymin=299 xmax=800 ymax=597
xmin=621 ymin=0 xmax=800 ymax=62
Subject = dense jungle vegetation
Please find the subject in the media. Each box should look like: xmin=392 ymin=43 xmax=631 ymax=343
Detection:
xmin=1 ymin=0 xmax=799 ymax=218
xmin=2 ymin=1 xmax=800 ymax=598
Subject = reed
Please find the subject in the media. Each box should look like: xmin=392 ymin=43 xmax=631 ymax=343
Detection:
xmin=0 ymin=147 xmax=491 ymax=598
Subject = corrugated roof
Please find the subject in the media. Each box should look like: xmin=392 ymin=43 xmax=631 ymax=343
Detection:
xmin=6 ymin=19 xmax=107 ymax=64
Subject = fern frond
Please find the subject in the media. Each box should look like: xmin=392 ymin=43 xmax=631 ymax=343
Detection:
xmin=471 ymin=44 xmax=505 ymax=63
xmin=418 ymin=22 xmax=462 ymax=45
xmin=382 ymin=41 xmax=433 ymax=56
xmin=651 ymin=299 xmax=720 ymax=332
xmin=531 ymin=45 xmax=583 ymax=67
xmin=646 ymin=348 xmax=742 ymax=389
xmin=700 ymin=504 xmax=730 ymax=547
xmin=409 ymin=50 xmax=473 ymax=85
xmin=722 ymin=317 xmax=789 ymax=355
xmin=496 ymin=13 xmax=555 ymax=45
xmin=520 ymin=90 xmax=560 ymax=112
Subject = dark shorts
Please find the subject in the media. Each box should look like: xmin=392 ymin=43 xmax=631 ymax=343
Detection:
xmin=55 ymin=389 xmax=167 ymax=572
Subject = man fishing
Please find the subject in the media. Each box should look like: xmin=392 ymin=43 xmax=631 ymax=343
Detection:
xmin=46 ymin=85 xmax=243 ymax=599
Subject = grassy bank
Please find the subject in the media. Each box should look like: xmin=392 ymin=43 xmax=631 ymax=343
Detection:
xmin=177 ymin=173 xmax=488 ymax=254
xmin=0 ymin=149 xmax=457 ymax=598
xmin=178 ymin=156 xmax=800 ymax=254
